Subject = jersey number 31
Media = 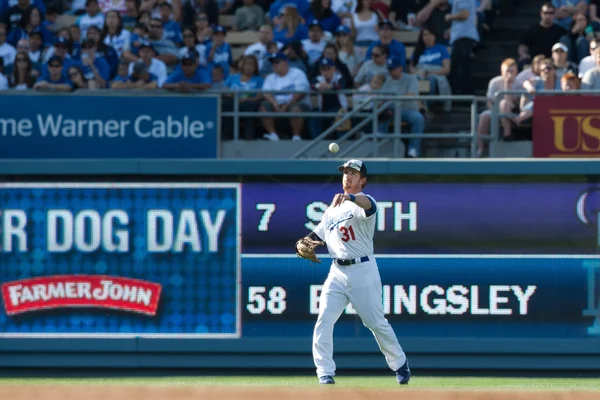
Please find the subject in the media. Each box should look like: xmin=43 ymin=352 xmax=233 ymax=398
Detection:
xmin=340 ymin=225 xmax=356 ymax=242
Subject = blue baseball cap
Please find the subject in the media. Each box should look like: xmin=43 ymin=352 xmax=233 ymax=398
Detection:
xmin=268 ymin=52 xmax=289 ymax=63
xmin=320 ymin=58 xmax=335 ymax=67
xmin=335 ymin=25 xmax=350 ymax=34
xmin=387 ymin=57 xmax=404 ymax=70
xmin=308 ymin=19 xmax=322 ymax=29
xmin=378 ymin=19 xmax=394 ymax=29
xmin=338 ymin=159 xmax=368 ymax=177
xmin=213 ymin=25 xmax=226 ymax=34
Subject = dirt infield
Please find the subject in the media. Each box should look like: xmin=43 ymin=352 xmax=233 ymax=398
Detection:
xmin=1 ymin=386 xmax=599 ymax=400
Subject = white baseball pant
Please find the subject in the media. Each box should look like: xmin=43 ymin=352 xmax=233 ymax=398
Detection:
xmin=312 ymin=257 xmax=407 ymax=377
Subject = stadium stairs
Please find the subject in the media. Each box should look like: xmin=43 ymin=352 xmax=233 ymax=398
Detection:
xmin=423 ymin=0 xmax=541 ymax=157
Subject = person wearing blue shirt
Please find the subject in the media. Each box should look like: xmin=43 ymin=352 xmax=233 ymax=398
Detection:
xmin=0 ymin=0 xmax=45 ymax=19
xmin=269 ymin=0 xmax=310 ymax=23
xmin=302 ymin=0 xmax=341 ymax=35
xmin=7 ymin=7 xmax=54 ymax=47
xmin=78 ymin=37 xmax=110 ymax=88
xmin=223 ymin=55 xmax=264 ymax=139
xmin=206 ymin=25 xmax=232 ymax=78
xmin=111 ymin=60 xmax=159 ymax=89
xmin=273 ymin=6 xmax=309 ymax=46
xmin=365 ymin=20 xmax=407 ymax=68
xmin=41 ymin=37 xmax=73 ymax=80
xmin=34 ymin=55 xmax=73 ymax=91
xmin=163 ymin=53 xmax=211 ymax=92
xmin=159 ymin=2 xmax=183 ymax=45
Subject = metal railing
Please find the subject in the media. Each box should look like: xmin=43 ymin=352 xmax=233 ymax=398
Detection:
xmin=490 ymin=90 xmax=600 ymax=141
xmin=217 ymin=90 xmax=485 ymax=158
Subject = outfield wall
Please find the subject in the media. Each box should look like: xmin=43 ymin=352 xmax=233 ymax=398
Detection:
xmin=1 ymin=159 xmax=600 ymax=373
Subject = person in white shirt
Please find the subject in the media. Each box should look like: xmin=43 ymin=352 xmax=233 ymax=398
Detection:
xmin=514 ymin=54 xmax=544 ymax=88
xmin=128 ymin=40 xmax=167 ymax=87
xmin=579 ymin=39 xmax=597 ymax=78
xmin=0 ymin=25 xmax=17 ymax=67
xmin=244 ymin=24 xmax=283 ymax=70
xmin=259 ymin=52 xmax=311 ymax=141
xmin=103 ymin=10 xmax=131 ymax=58
xmin=302 ymin=20 xmax=328 ymax=67
xmin=76 ymin=0 xmax=106 ymax=38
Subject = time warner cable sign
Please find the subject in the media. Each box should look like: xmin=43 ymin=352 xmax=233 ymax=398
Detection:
xmin=0 ymin=183 xmax=240 ymax=338
xmin=0 ymin=94 xmax=219 ymax=158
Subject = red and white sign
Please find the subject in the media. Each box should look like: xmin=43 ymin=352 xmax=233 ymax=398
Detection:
xmin=1 ymin=275 xmax=162 ymax=316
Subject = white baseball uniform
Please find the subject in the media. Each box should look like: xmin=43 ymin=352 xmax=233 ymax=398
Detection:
xmin=311 ymin=191 xmax=407 ymax=378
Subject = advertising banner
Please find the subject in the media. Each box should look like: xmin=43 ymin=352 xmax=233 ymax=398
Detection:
xmin=241 ymin=182 xmax=600 ymax=254
xmin=0 ymin=94 xmax=219 ymax=159
xmin=0 ymin=183 xmax=240 ymax=338
xmin=533 ymin=95 xmax=600 ymax=158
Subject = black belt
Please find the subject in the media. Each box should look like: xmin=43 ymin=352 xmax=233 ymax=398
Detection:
xmin=335 ymin=256 xmax=370 ymax=266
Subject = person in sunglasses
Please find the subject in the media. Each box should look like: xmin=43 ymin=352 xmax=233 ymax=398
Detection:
xmin=33 ymin=55 xmax=74 ymax=91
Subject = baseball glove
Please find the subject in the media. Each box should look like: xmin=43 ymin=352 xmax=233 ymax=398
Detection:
xmin=295 ymin=237 xmax=325 ymax=263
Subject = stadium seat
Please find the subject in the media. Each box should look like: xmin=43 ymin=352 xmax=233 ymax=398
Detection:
xmin=219 ymin=15 xmax=236 ymax=28
xmin=393 ymin=31 xmax=419 ymax=45
xmin=231 ymin=46 xmax=248 ymax=61
xmin=226 ymin=31 xmax=260 ymax=45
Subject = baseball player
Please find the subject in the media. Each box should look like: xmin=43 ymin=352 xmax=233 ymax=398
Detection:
xmin=295 ymin=159 xmax=410 ymax=385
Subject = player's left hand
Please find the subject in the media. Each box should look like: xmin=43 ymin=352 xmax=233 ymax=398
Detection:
xmin=332 ymin=193 xmax=348 ymax=207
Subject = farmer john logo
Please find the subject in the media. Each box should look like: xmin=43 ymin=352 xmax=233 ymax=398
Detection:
xmin=1 ymin=275 xmax=162 ymax=316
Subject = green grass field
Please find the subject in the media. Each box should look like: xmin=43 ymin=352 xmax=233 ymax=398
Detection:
xmin=1 ymin=376 xmax=600 ymax=391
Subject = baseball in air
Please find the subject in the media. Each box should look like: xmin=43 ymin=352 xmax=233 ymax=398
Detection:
xmin=329 ymin=143 xmax=340 ymax=153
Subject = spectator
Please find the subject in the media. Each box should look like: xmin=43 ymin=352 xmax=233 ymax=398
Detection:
xmin=211 ymin=64 xmax=226 ymax=89
xmin=76 ymin=0 xmax=105 ymax=38
xmin=0 ymin=0 xmax=45 ymax=21
xmin=0 ymin=58 xmax=7 ymax=89
xmin=352 ymin=0 xmax=382 ymax=47
xmin=446 ymin=0 xmax=479 ymax=95
xmin=128 ymin=40 xmax=167 ymax=86
xmin=269 ymin=0 xmax=310 ymax=25
xmin=9 ymin=50 xmax=34 ymax=89
xmin=68 ymin=64 xmax=92 ymax=89
xmin=330 ymin=0 xmax=356 ymax=26
xmin=551 ymin=42 xmax=578 ymax=81
xmin=282 ymin=40 xmax=308 ymax=73
xmin=26 ymin=32 xmax=42 ymax=63
xmin=515 ymin=58 xmax=560 ymax=126
xmin=182 ymin=0 xmax=219 ymax=28
xmin=114 ymin=59 xmax=159 ymax=88
xmin=222 ymin=55 xmax=264 ymax=139
xmin=122 ymin=23 xmax=148 ymax=61
xmin=7 ymin=7 xmax=53 ymax=47
xmin=41 ymin=37 xmax=73 ymax=78
xmin=411 ymin=26 xmax=451 ymax=110
xmin=303 ymin=0 xmax=341 ymax=35
xmin=234 ymin=0 xmax=264 ymax=31
xmin=147 ymin=17 xmax=178 ymax=66
xmin=552 ymin=0 xmax=587 ymax=30
xmin=476 ymin=58 xmax=521 ymax=157
xmin=355 ymin=43 xmax=389 ymax=86
xmin=336 ymin=25 xmax=361 ymax=77
xmin=302 ymin=20 xmax=327 ymax=67
xmin=34 ymin=55 xmax=73 ymax=91
xmin=582 ymin=45 xmax=600 ymax=88
xmin=378 ymin=57 xmax=424 ymax=158
xmin=158 ymin=2 xmax=182 ymax=44
xmin=515 ymin=53 xmax=545 ymax=88
xmin=0 ymin=24 xmax=16 ymax=67
xmin=79 ymin=37 xmax=110 ymax=88
xmin=1 ymin=0 xmax=32 ymax=33
xmin=259 ymin=51 xmax=311 ymax=141
xmin=566 ymin=12 xmax=594 ymax=63
xmin=353 ymin=72 xmax=386 ymax=110
xmin=122 ymin=0 xmax=139 ymax=30
xmin=309 ymin=57 xmax=350 ymax=139
xmin=163 ymin=53 xmax=211 ymax=91
xmin=365 ymin=20 xmax=406 ymax=69
xmin=206 ymin=25 xmax=232 ymax=77
xmin=310 ymin=43 xmax=353 ymax=86
xmin=390 ymin=0 xmax=424 ymax=30
xmin=194 ymin=12 xmax=213 ymax=44
xmin=519 ymin=3 xmax=567 ymax=67
xmin=179 ymin=27 xmax=207 ymax=66
xmin=561 ymin=71 xmax=580 ymax=90
xmin=103 ymin=9 xmax=132 ymax=58
xmin=245 ymin=25 xmax=283 ymax=70
xmin=273 ymin=6 xmax=308 ymax=46
xmin=111 ymin=59 xmax=130 ymax=86
xmin=86 ymin=25 xmax=119 ymax=78
xmin=579 ymin=39 xmax=597 ymax=77
xmin=416 ymin=0 xmax=451 ymax=44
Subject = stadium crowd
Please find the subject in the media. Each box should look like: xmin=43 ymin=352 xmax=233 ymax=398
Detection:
xmin=0 ymin=0 xmax=510 ymax=157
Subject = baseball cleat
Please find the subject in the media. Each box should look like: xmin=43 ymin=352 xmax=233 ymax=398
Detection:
xmin=395 ymin=359 xmax=410 ymax=384
xmin=319 ymin=375 xmax=335 ymax=385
